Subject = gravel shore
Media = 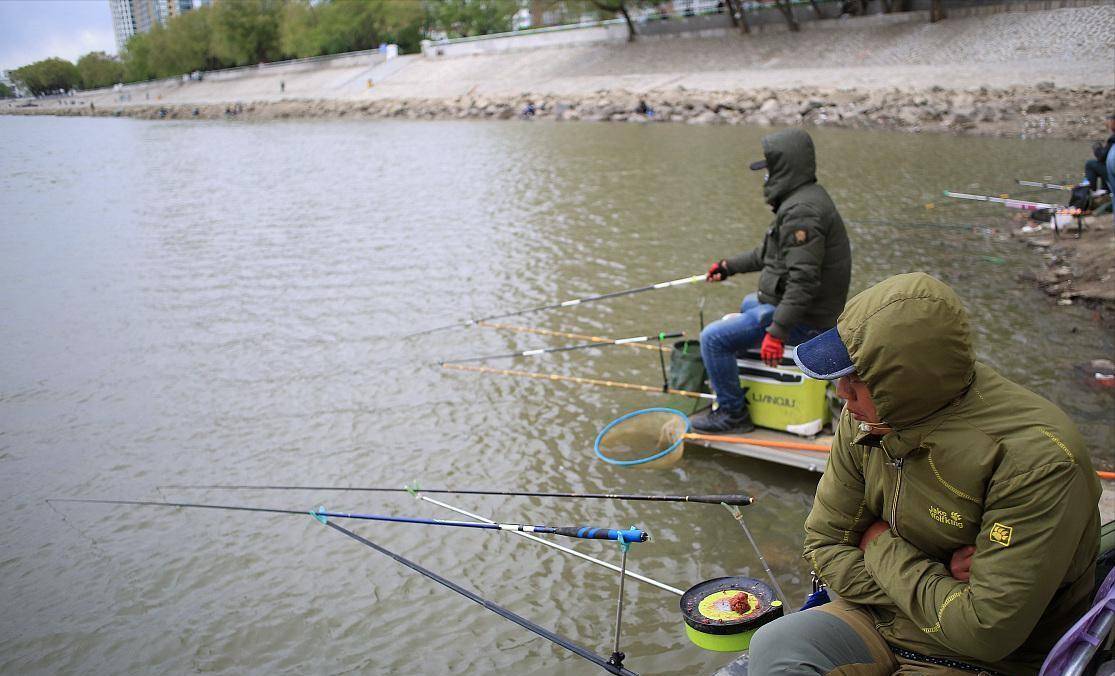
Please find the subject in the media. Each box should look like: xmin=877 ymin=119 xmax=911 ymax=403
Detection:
xmin=8 ymin=81 xmax=1115 ymax=141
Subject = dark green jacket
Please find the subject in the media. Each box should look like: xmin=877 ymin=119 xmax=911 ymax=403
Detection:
xmin=724 ymin=129 xmax=852 ymax=340
xmin=803 ymin=273 xmax=1101 ymax=674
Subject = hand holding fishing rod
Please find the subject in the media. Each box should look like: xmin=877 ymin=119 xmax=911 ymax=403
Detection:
xmin=405 ymin=273 xmax=705 ymax=338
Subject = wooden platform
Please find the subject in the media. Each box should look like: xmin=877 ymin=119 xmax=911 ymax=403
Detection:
xmin=686 ymin=428 xmax=832 ymax=474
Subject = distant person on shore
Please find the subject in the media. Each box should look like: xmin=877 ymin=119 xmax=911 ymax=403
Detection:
xmin=747 ymin=272 xmax=1101 ymax=676
xmin=521 ymin=102 xmax=535 ymax=119
xmin=1084 ymin=113 xmax=1115 ymax=192
xmin=635 ymin=99 xmax=654 ymax=118
xmin=694 ymin=128 xmax=851 ymax=433
xmin=280 ymin=80 xmax=285 ymax=94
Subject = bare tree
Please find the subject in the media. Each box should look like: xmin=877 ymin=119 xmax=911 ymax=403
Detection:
xmin=723 ymin=0 xmax=750 ymax=33
xmin=929 ymin=0 xmax=947 ymax=22
xmin=774 ymin=0 xmax=800 ymax=31
xmin=590 ymin=0 xmax=639 ymax=41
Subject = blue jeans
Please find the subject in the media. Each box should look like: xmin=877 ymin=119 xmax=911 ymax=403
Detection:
xmin=1085 ymin=159 xmax=1111 ymax=191
xmin=699 ymin=293 xmax=822 ymax=411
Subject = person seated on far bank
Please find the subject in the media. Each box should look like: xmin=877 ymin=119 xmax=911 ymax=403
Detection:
xmin=747 ymin=272 xmax=1101 ymax=676
xmin=1084 ymin=113 xmax=1115 ymax=192
xmin=693 ymin=128 xmax=851 ymax=433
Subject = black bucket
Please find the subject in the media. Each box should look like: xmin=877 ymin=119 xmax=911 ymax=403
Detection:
xmin=668 ymin=339 xmax=707 ymax=394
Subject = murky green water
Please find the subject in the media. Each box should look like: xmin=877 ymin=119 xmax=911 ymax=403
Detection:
xmin=1 ymin=116 xmax=1111 ymax=675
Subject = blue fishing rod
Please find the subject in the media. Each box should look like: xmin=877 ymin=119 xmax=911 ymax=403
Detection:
xmin=48 ymin=498 xmax=649 ymax=543
xmin=49 ymin=498 xmax=643 ymax=675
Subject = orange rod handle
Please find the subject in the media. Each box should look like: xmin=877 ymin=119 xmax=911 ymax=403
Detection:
xmin=683 ymin=432 xmax=830 ymax=453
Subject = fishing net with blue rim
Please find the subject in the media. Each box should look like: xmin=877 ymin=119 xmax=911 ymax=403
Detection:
xmin=594 ymin=408 xmax=691 ymax=469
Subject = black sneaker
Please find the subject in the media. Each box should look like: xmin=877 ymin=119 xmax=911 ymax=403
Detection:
xmin=690 ymin=405 xmax=755 ymax=433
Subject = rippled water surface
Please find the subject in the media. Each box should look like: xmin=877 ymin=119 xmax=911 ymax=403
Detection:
xmin=1 ymin=116 xmax=1112 ymax=675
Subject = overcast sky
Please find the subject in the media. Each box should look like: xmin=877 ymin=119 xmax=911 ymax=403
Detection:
xmin=0 ymin=1 xmax=117 ymax=73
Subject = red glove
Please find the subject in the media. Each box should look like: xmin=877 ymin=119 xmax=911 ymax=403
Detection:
xmin=760 ymin=332 xmax=784 ymax=367
xmin=706 ymin=260 xmax=729 ymax=282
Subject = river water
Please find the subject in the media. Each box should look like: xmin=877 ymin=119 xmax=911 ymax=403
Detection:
xmin=1 ymin=115 xmax=1111 ymax=675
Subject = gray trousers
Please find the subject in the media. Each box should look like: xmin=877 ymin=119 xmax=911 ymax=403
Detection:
xmin=745 ymin=599 xmax=988 ymax=675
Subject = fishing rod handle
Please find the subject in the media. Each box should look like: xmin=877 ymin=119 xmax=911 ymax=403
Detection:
xmin=686 ymin=495 xmax=755 ymax=506
xmin=553 ymin=527 xmax=649 ymax=543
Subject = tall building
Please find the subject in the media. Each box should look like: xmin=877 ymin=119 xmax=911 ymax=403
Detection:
xmin=109 ymin=0 xmax=198 ymax=53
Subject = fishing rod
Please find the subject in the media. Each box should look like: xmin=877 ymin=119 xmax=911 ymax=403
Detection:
xmin=323 ymin=521 xmax=640 ymax=676
xmin=48 ymin=498 xmax=649 ymax=543
xmin=442 ymin=362 xmax=716 ymax=400
xmin=404 ymin=274 xmax=705 ymax=339
xmin=943 ymin=190 xmax=1061 ymax=211
xmin=158 ymin=481 xmax=756 ymax=506
xmin=476 ymin=321 xmax=672 ymax=353
xmin=439 ymin=331 xmax=684 ymax=366
xmin=1017 ymin=179 xmax=1073 ymax=191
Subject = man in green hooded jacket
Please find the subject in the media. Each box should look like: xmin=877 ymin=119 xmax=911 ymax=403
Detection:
xmin=747 ymin=272 xmax=1101 ymax=675
xmin=695 ymin=128 xmax=851 ymax=433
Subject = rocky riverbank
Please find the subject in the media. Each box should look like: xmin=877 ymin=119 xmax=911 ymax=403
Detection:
xmin=1017 ymin=212 xmax=1115 ymax=315
xmin=7 ymin=82 xmax=1113 ymax=140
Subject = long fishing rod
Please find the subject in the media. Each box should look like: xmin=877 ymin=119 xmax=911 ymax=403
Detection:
xmin=439 ymin=331 xmax=684 ymax=366
xmin=943 ymin=190 xmax=1061 ymax=211
xmin=1017 ymin=179 xmax=1073 ymax=191
xmin=323 ymin=520 xmax=640 ymax=676
xmin=405 ymin=274 xmax=705 ymax=339
xmin=158 ymin=482 xmax=756 ymax=506
xmin=442 ymin=362 xmax=716 ymax=400
xmin=477 ymin=321 xmax=671 ymax=353
xmin=48 ymin=498 xmax=649 ymax=543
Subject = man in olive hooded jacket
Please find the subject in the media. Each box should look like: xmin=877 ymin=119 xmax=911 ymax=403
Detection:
xmin=747 ymin=272 xmax=1101 ymax=675
xmin=695 ymin=128 xmax=851 ymax=433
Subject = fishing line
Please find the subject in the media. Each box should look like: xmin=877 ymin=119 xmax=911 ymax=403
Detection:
xmin=324 ymin=520 xmax=640 ymax=676
xmin=405 ymin=274 xmax=704 ymax=338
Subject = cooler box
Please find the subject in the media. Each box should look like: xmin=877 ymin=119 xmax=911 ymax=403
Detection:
xmin=737 ymin=347 xmax=830 ymax=437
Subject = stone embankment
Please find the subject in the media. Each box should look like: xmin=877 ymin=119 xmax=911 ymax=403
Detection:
xmin=9 ymin=82 xmax=1113 ymax=140
xmin=1016 ymin=213 xmax=1115 ymax=312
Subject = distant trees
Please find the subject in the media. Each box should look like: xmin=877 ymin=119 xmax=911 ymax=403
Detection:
xmin=0 ymin=82 xmax=14 ymax=98
xmin=9 ymin=0 xmax=950 ymax=94
xmin=426 ymin=0 xmax=520 ymax=38
xmin=76 ymin=52 xmax=125 ymax=90
xmin=11 ymin=57 xmax=80 ymax=96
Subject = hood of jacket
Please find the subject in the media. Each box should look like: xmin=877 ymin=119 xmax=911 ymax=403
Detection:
xmin=837 ymin=272 xmax=975 ymax=430
xmin=761 ymin=129 xmax=817 ymax=208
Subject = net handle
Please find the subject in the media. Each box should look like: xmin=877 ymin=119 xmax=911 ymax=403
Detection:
xmin=594 ymin=407 xmax=690 ymax=467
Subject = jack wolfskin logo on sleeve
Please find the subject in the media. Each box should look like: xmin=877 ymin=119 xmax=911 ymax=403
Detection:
xmin=929 ymin=505 xmax=964 ymax=528
xmin=989 ymin=523 xmax=1013 ymax=547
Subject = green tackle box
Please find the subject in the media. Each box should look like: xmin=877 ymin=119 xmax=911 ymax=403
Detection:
xmin=736 ymin=347 xmax=832 ymax=437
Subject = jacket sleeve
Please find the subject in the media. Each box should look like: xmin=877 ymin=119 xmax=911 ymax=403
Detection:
xmin=724 ymin=242 xmax=764 ymax=276
xmin=769 ymin=203 xmax=826 ymax=340
xmin=802 ymin=413 xmax=892 ymax=605
xmin=1095 ymin=134 xmax=1115 ymax=161
xmin=862 ymin=461 xmax=1097 ymax=663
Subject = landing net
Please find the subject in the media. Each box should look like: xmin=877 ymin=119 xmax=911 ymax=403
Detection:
xmin=594 ymin=408 xmax=690 ymax=468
